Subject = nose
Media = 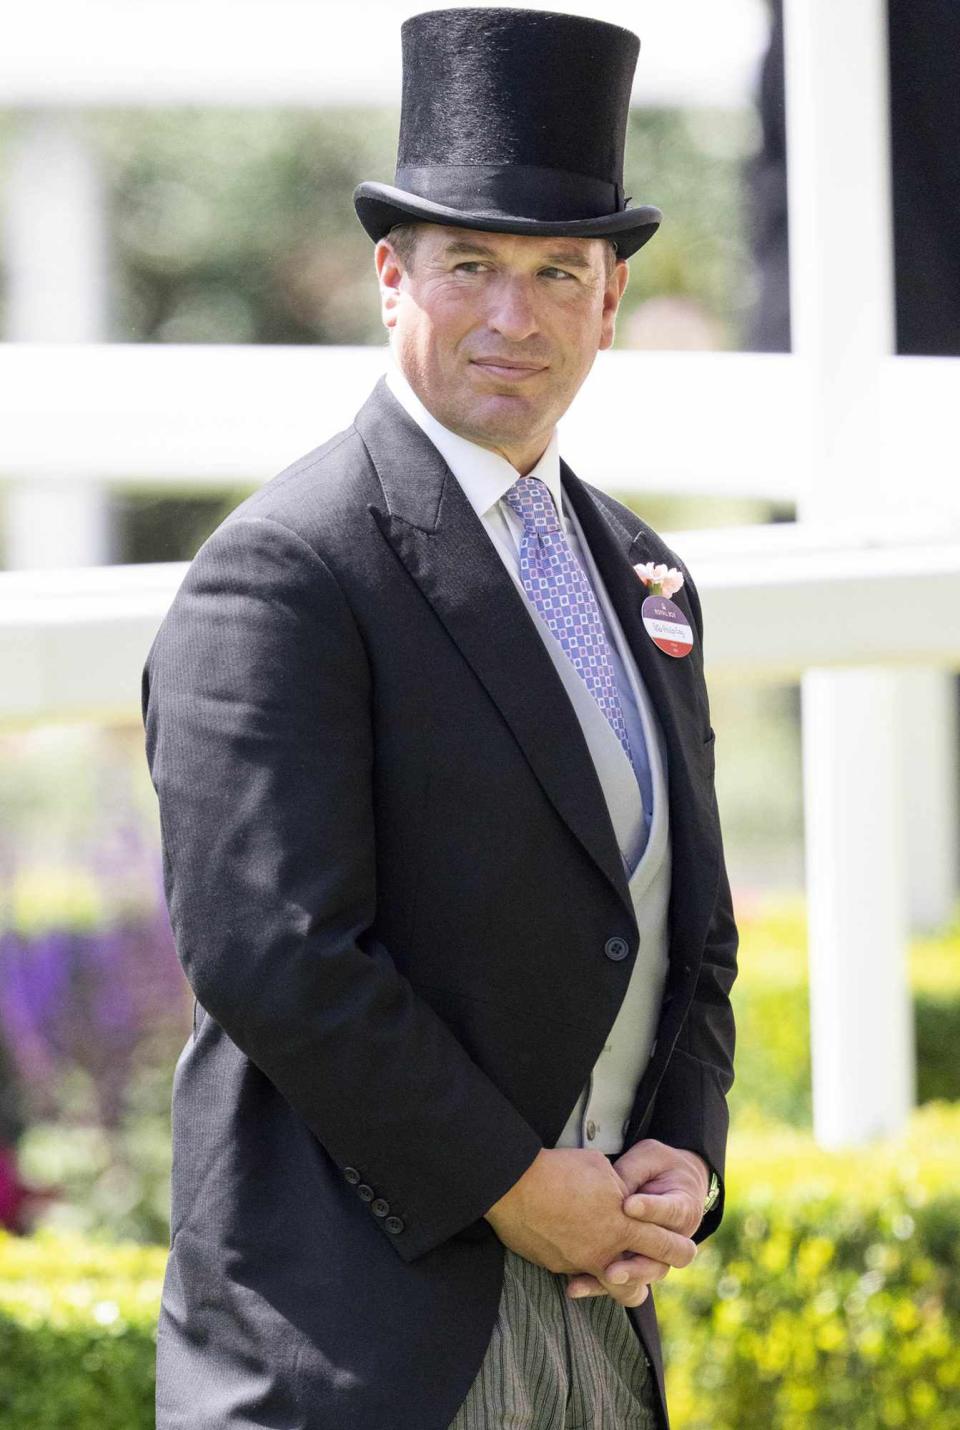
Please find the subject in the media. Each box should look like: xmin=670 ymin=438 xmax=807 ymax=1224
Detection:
xmin=485 ymin=275 xmax=539 ymax=342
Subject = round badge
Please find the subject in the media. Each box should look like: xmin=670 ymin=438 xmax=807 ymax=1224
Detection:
xmin=641 ymin=594 xmax=693 ymax=658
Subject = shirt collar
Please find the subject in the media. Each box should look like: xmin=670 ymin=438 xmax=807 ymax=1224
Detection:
xmin=385 ymin=351 xmax=563 ymax=522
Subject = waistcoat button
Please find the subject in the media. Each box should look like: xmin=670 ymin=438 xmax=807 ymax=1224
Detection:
xmin=604 ymin=936 xmax=629 ymax=961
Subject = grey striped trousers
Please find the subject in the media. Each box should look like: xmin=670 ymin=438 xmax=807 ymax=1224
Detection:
xmin=448 ymin=1249 xmax=661 ymax=1429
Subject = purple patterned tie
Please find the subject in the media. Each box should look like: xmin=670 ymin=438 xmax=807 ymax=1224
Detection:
xmin=503 ymin=476 xmax=633 ymax=764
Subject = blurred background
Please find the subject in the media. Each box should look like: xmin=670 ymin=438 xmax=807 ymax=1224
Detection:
xmin=0 ymin=1 xmax=958 ymax=1426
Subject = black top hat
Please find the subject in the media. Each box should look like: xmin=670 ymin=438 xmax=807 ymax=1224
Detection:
xmin=354 ymin=7 xmax=661 ymax=260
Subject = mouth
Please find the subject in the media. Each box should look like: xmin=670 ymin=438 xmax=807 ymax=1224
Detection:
xmin=469 ymin=358 xmax=548 ymax=383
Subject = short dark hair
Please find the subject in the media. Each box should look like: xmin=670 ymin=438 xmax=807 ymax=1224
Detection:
xmin=385 ymin=221 xmax=619 ymax=278
xmin=385 ymin=222 xmax=423 ymax=272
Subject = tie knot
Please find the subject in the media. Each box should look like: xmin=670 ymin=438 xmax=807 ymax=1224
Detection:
xmin=502 ymin=476 xmax=562 ymax=534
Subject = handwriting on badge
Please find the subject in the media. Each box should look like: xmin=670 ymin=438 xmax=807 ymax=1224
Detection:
xmin=641 ymin=595 xmax=693 ymax=658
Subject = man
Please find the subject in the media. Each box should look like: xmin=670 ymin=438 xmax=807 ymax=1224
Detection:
xmin=142 ymin=9 xmax=738 ymax=1428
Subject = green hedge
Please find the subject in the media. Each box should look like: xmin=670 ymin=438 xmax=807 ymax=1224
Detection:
xmin=1 ymin=1104 xmax=958 ymax=1429
xmin=658 ymin=1101 xmax=960 ymax=1429
xmin=0 ymin=1232 xmax=162 ymax=1429
xmin=730 ymin=900 xmax=960 ymax=1127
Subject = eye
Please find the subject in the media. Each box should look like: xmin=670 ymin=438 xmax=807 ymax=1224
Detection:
xmin=454 ymin=261 xmax=489 ymax=274
xmin=540 ymin=266 xmax=575 ymax=280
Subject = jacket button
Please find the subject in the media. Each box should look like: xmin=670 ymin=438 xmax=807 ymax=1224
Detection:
xmin=343 ymin=1167 xmax=360 ymax=1185
xmin=371 ymin=1198 xmax=390 ymax=1217
xmin=357 ymin=1184 xmax=375 ymax=1202
xmin=384 ymin=1216 xmax=405 ymax=1235
xmin=604 ymin=936 xmax=629 ymax=962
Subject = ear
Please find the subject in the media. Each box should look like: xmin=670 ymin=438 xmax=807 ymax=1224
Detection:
xmin=599 ymin=258 xmax=630 ymax=351
xmin=374 ymin=238 xmax=404 ymax=331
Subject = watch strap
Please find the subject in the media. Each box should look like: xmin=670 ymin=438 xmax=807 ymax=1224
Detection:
xmin=703 ymin=1169 xmax=720 ymax=1214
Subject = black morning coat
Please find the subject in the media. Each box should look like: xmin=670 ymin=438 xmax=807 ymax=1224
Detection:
xmin=142 ymin=376 xmax=739 ymax=1430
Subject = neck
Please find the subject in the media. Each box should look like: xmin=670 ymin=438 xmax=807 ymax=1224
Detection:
xmin=470 ymin=433 xmax=551 ymax=476
xmin=388 ymin=350 xmax=555 ymax=475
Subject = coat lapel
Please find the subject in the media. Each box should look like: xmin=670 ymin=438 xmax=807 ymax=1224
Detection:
xmin=559 ymin=462 xmax=721 ymax=997
xmin=356 ymin=376 xmax=722 ymax=984
xmin=356 ymin=378 xmax=635 ymax=926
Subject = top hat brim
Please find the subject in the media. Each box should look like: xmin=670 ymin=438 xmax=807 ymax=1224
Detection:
xmin=353 ymin=182 xmax=662 ymax=261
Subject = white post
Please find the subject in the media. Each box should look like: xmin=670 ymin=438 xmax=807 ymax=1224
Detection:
xmin=2 ymin=111 xmax=111 ymax=570
xmin=802 ymin=669 xmax=915 ymax=1143
xmin=901 ymin=671 xmax=959 ymax=931
xmin=784 ymin=0 xmax=916 ymax=1144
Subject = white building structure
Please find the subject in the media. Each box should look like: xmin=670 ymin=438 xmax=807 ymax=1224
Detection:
xmin=1 ymin=0 xmax=958 ymax=1150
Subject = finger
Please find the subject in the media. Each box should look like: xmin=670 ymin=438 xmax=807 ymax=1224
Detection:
xmin=565 ymin=1274 xmax=609 ymax=1299
xmin=623 ymin=1220 xmax=697 ymax=1269
xmin=599 ymin=1278 xmax=650 ymax=1308
xmin=602 ymin=1253 xmax=670 ymax=1285
xmin=613 ymin=1138 xmax=680 ymax=1187
xmin=566 ymin=1272 xmax=651 ymax=1308
xmin=623 ymin=1191 xmax=701 ymax=1237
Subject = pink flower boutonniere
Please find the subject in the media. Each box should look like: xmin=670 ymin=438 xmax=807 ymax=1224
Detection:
xmin=633 ymin=561 xmax=693 ymax=659
xmin=633 ymin=561 xmax=685 ymax=599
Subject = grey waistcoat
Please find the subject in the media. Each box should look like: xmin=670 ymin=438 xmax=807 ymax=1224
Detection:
xmin=492 ymin=496 xmax=672 ymax=1155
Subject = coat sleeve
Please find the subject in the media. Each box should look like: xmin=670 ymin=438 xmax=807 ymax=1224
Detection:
xmin=641 ymin=560 xmax=739 ymax=1245
xmin=143 ymin=514 xmax=543 ymax=1263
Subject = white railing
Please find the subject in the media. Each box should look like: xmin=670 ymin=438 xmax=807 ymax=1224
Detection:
xmin=1 ymin=342 xmax=956 ymax=507
xmin=3 ymin=526 xmax=960 ymax=724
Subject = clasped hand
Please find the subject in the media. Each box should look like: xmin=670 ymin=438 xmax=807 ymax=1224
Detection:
xmin=484 ymin=1139 xmax=709 ymax=1309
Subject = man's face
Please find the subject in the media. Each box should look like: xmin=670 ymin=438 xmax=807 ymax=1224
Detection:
xmin=375 ymin=224 xmax=629 ymax=472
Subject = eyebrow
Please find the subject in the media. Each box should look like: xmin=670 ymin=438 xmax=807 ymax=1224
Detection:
xmin=441 ymin=239 xmax=594 ymax=271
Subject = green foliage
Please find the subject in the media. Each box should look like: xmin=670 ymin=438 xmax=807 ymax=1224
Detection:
xmin=916 ymin=995 xmax=960 ymax=1104
xmin=911 ymin=919 xmax=960 ymax=1105
xmin=19 ymin=1054 xmax=177 ymax=1248
xmin=0 ymin=866 xmax=107 ymax=938
xmin=619 ymin=108 xmax=759 ymax=346
xmin=0 ymin=1228 xmax=163 ymax=1429
xmin=730 ymin=899 xmax=960 ymax=1127
xmin=87 ymin=106 xmax=398 ymax=347
xmin=114 ymin=487 xmax=256 ymax=566
xmin=658 ymin=1102 xmax=960 ymax=1429
xmin=0 ymin=840 xmax=188 ymax=1244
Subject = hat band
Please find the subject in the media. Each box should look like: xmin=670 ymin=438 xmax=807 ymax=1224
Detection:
xmin=394 ymin=164 xmax=626 ymax=222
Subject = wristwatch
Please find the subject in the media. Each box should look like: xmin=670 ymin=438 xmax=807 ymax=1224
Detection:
xmin=703 ymin=1169 xmax=720 ymax=1214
